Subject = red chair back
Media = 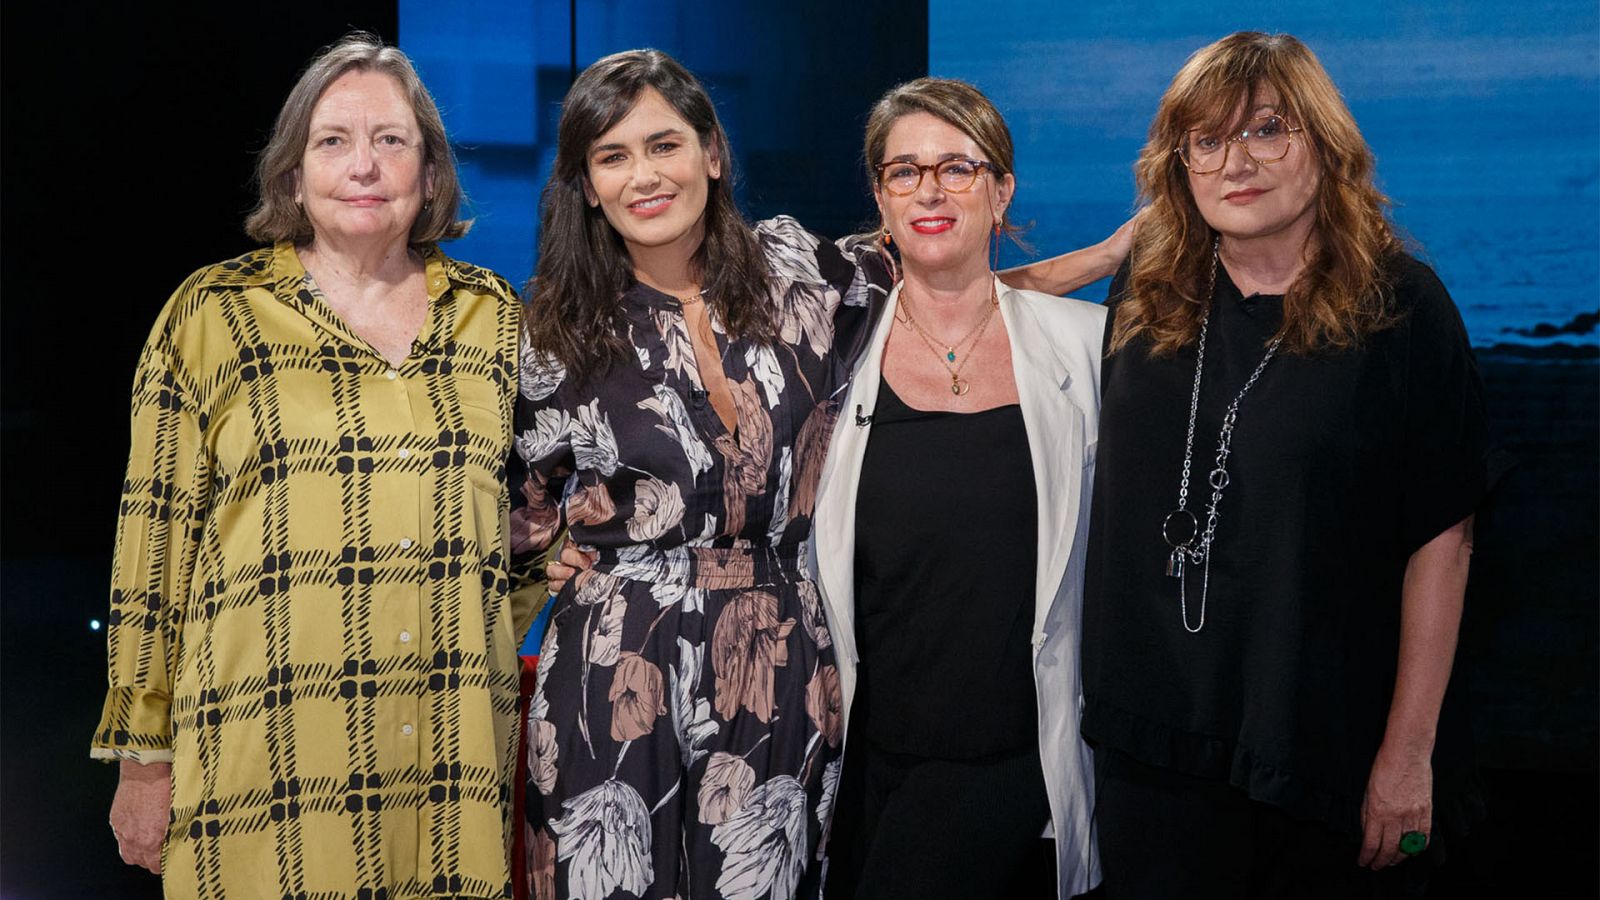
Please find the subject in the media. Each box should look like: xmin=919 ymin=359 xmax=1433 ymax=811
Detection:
xmin=511 ymin=654 xmax=539 ymax=900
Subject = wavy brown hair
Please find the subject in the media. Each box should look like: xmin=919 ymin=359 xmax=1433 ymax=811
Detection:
xmin=244 ymin=32 xmax=469 ymax=246
xmin=1110 ymin=31 xmax=1403 ymax=357
xmin=525 ymin=50 xmax=774 ymax=384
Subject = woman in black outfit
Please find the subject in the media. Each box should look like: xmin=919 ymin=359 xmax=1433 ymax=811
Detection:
xmin=1082 ymin=32 xmax=1501 ymax=898
xmin=811 ymin=78 xmax=1107 ymax=900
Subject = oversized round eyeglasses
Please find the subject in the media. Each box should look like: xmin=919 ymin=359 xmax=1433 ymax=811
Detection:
xmin=1175 ymin=114 xmax=1303 ymax=175
xmin=873 ymin=157 xmax=995 ymax=196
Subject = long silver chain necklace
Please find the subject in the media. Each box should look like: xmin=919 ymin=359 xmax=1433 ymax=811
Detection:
xmin=1161 ymin=240 xmax=1283 ymax=633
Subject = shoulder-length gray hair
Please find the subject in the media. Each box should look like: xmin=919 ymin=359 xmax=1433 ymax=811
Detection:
xmin=244 ymin=32 xmax=469 ymax=245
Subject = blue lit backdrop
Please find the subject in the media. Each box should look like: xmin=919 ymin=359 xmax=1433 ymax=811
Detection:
xmin=399 ymin=0 xmax=925 ymax=652
xmin=930 ymin=0 xmax=1599 ymax=351
xmin=400 ymin=0 xmax=925 ymax=289
xmin=398 ymin=3 xmax=1598 ymax=668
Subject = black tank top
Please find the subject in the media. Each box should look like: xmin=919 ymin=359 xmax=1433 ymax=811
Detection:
xmin=853 ymin=377 xmax=1040 ymax=758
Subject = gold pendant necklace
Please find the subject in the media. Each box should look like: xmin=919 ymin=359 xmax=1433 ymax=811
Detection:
xmin=897 ymin=280 xmax=999 ymax=395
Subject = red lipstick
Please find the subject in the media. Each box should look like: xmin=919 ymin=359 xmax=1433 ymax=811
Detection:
xmin=910 ymin=216 xmax=955 ymax=235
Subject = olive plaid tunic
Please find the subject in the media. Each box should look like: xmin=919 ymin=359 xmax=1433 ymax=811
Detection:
xmin=92 ymin=242 xmax=546 ymax=899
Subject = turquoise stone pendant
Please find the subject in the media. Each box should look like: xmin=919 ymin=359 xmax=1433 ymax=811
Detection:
xmin=946 ymin=350 xmax=956 ymax=362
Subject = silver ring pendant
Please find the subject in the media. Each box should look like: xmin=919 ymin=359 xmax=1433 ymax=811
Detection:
xmin=1161 ymin=509 xmax=1199 ymax=547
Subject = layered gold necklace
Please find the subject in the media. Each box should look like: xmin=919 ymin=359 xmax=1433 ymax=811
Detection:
xmin=895 ymin=280 xmax=1000 ymax=396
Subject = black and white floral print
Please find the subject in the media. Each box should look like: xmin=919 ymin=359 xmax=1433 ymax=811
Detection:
xmin=513 ymin=217 xmax=889 ymax=900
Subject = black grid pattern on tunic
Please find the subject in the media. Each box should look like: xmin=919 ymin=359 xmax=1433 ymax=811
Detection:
xmin=96 ymin=243 xmax=530 ymax=899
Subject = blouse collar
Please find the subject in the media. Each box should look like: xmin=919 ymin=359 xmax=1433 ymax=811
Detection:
xmin=622 ymin=278 xmax=698 ymax=311
xmin=208 ymin=241 xmax=495 ymax=304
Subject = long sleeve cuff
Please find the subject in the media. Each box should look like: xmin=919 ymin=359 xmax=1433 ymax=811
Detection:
xmin=91 ymin=686 xmax=173 ymax=762
xmin=90 ymin=746 xmax=175 ymax=764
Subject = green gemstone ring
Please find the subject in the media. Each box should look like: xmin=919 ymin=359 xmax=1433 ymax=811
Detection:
xmin=1398 ymin=831 xmax=1428 ymax=855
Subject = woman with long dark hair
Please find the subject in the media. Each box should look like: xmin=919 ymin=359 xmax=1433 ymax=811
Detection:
xmin=513 ymin=50 xmax=1125 ymax=899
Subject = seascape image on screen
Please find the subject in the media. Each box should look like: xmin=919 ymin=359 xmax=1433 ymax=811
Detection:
xmin=929 ymin=0 xmax=1599 ymax=358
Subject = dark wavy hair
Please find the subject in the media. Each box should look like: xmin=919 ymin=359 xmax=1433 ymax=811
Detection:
xmin=1111 ymin=32 xmax=1403 ymax=357
xmin=525 ymin=49 xmax=774 ymax=383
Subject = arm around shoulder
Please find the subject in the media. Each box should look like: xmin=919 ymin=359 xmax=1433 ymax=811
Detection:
xmin=1000 ymin=214 xmax=1139 ymax=296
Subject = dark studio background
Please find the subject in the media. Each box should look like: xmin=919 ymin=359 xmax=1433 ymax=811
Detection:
xmin=1 ymin=5 xmax=400 ymax=896
xmin=1 ymin=2 xmax=1593 ymax=898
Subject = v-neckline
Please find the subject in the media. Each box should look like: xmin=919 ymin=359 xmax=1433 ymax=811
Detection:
xmin=634 ymin=281 xmax=740 ymax=438
xmin=282 ymin=244 xmax=444 ymax=368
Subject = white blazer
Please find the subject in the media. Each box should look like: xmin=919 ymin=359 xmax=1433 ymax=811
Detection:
xmin=808 ymin=277 xmax=1106 ymax=897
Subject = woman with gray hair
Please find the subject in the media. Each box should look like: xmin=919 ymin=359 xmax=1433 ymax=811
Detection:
xmin=93 ymin=33 xmax=545 ymax=898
